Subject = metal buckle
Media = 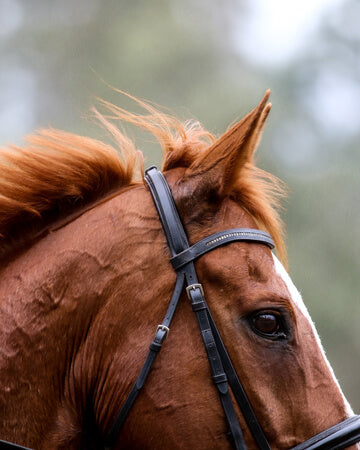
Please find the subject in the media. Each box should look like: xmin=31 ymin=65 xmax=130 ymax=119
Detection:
xmin=186 ymin=283 xmax=204 ymax=300
xmin=156 ymin=324 xmax=170 ymax=338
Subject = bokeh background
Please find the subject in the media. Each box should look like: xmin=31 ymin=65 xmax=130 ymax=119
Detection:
xmin=0 ymin=0 xmax=359 ymax=409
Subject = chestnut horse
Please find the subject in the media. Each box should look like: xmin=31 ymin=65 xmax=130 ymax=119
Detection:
xmin=0 ymin=92 xmax=358 ymax=449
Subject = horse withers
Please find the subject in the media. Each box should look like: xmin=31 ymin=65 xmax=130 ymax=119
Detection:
xmin=0 ymin=91 xmax=358 ymax=449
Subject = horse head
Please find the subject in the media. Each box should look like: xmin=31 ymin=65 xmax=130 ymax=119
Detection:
xmin=0 ymin=92 xmax=357 ymax=449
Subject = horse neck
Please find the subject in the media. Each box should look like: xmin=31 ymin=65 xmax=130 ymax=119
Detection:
xmin=0 ymin=183 xmax=172 ymax=445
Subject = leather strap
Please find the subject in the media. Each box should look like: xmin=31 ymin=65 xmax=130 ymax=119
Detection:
xmin=0 ymin=440 xmax=32 ymax=450
xmin=183 ymin=265 xmax=247 ymax=450
xmin=105 ymin=273 xmax=185 ymax=447
xmin=291 ymin=415 xmax=360 ymax=450
xmin=171 ymin=229 xmax=274 ymax=270
xmin=144 ymin=166 xmax=189 ymax=255
xmin=207 ymin=309 xmax=271 ymax=450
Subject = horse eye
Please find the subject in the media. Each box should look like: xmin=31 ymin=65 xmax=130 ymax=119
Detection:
xmin=253 ymin=313 xmax=279 ymax=334
xmin=251 ymin=312 xmax=286 ymax=339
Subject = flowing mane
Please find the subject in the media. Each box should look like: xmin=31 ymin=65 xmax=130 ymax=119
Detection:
xmin=0 ymin=93 xmax=286 ymax=262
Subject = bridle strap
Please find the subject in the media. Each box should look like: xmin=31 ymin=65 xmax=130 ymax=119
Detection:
xmin=171 ymin=228 xmax=274 ymax=270
xmin=291 ymin=415 xmax=360 ymax=450
xmin=181 ymin=261 xmax=248 ymax=450
xmin=105 ymin=272 xmax=185 ymax=446
xmin=207 ymin=308 xmax=272 ymax=449
xmin=144 ymin=165 xmax=189 ymax=255
xmin=0 ymin=440 xmax=32 ymax=450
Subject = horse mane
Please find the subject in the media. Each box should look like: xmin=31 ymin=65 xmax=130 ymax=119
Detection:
xmin=0 ymin=93 xmax=286 ymax=263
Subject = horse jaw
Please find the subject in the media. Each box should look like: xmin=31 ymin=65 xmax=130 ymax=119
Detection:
xmin=272 ymin=254 xmax=354 ymax=418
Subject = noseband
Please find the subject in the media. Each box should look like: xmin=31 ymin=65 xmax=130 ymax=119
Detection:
xmin=1 ymin=167 xmax=359 ymax=450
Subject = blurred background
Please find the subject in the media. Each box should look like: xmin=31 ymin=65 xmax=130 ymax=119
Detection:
xmin=0 ymin=0 xmax=359 ymax=409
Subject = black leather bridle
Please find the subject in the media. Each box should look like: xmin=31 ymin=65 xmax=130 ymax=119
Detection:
xmin=105 ymin=167 xmax=360 ymax=450
xmin=1 ymin=167 xmax=359 ymax=450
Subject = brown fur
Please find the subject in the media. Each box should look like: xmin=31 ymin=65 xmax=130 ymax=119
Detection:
xmin=0 ymin=91 xmax=286 ymax=264
xmin=0 ymin=129 xmax=141 ymax=259
xmin=0 ymin=92 xmax=353 ymax=449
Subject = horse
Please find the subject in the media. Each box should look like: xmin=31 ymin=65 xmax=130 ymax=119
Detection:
xmin=0 ymin=90 xmax=358 ymax=449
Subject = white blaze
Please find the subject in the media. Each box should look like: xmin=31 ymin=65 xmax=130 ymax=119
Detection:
xmin=272 ymin=254 xmax=354 ymax=416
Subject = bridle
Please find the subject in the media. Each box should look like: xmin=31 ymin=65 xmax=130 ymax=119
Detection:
xmin=1 ymin=167 xmax=359 ymax=450
xmin=106 ymin=167 xmax=360 ymax=449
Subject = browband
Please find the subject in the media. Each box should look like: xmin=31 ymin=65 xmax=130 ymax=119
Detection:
xmin=171 ymin=228 xmax=274 ymax=270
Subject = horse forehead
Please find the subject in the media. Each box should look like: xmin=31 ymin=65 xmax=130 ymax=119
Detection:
xmin=198 ymin=243 xmax=280 ymax=297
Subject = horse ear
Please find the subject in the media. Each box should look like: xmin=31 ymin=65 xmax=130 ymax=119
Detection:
xmin=185 ymin=90 xmax=271 ymax=196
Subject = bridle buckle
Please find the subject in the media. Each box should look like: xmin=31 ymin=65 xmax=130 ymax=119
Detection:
xmin=156 ymin=324 xmax=170 ymax=338
xmin=186 ymin=283 xmax=204 ymax=300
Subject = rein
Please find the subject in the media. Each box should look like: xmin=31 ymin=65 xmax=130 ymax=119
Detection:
xmin=1 ymin=167 xmax=359 ymax=449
